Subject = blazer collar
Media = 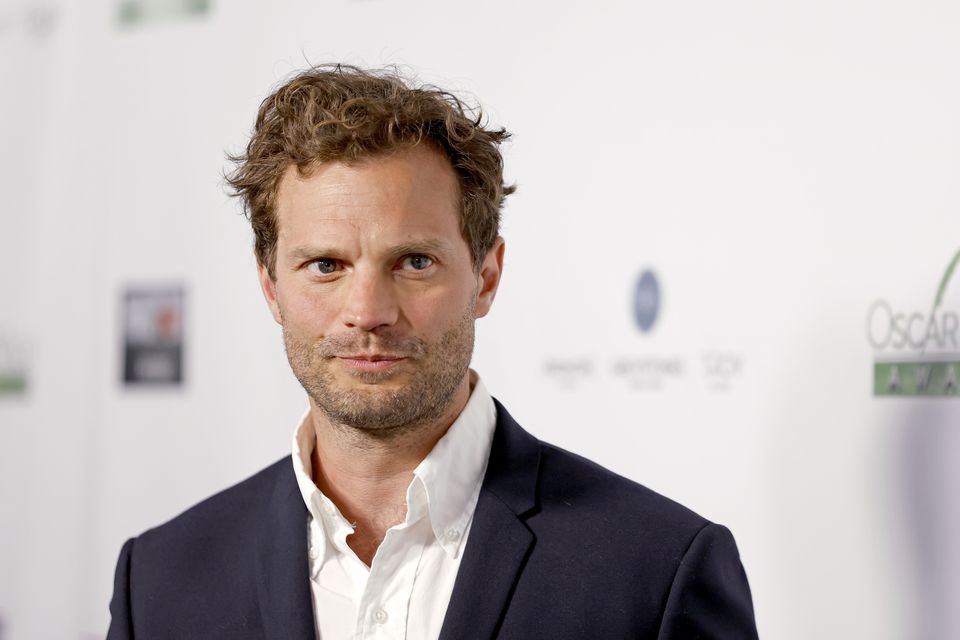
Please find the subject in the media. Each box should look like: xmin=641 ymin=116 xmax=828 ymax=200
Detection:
xmin=439 ymin=399 xmax=542 ymax=640
xmin=254 ymin=462 xmax=317 ymax=640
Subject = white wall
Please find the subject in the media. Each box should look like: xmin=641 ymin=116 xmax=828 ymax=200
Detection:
xmin=1 ymin=0 xmax=959 ymax=637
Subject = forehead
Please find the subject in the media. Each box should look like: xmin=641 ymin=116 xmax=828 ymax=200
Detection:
xmin=274 ymin=145 xmax=463 ymax=246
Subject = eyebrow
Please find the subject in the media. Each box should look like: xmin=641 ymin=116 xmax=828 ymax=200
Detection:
xmin=385 ymin=239 xmax=452 ymax=259
xmin=287 ymin=246 xmax=342 ymax=263
xmin=286 ymin=239 xmax=453 ymax=264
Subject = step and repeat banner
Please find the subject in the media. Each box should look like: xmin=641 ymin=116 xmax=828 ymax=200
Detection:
xmin=1 ymin=0 xmax=958 ymax=638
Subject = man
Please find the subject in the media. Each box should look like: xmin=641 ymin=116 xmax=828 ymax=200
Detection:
xmin=107 ymin=65 xmax=758 ymax=639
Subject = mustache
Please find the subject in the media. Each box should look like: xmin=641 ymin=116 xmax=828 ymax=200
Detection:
xmin=313 ymin=332 xmax=427 ymax=358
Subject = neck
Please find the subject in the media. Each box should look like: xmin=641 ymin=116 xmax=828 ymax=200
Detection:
xmin=308 ymin=375 xmax=471 ymax=565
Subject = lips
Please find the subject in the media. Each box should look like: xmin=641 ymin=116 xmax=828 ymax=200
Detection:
xmin=338 ymin=353 xmax=405 ymax=361
xmin=336 ymin=355 xmax=406 ymax=373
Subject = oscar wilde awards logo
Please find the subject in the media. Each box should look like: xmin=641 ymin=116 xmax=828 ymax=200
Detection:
xmin=867 ymin=249 xmax=960 ymax=397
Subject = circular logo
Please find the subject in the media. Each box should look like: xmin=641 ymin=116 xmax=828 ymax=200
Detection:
xmin=633 ymin=270 xmax=660 ymax=333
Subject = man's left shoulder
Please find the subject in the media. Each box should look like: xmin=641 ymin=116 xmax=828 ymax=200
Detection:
xmin=536 ymin=440 xmax=709 ymax=535
xmin=509 ymin=439 xmax=758 ymax=639
xmin=488 ymin=399 xmax=718 ymax=549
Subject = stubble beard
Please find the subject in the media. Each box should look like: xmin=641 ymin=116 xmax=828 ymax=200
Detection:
xmin=282 ymin=303 xmax=476 ymax=438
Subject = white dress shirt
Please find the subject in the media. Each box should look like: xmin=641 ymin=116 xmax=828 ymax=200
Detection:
xmin=291 ymin=372 xmax=497 ymax=640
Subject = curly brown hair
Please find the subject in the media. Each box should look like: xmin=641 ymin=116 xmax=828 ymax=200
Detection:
xmin=225 ymin=64 xmax=516 ymax=280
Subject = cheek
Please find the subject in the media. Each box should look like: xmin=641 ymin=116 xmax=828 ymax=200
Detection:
xmin=403 ymin=285 xmax=474 ymax=329
xmin=277 ymin=283 xmax=339 ymax=333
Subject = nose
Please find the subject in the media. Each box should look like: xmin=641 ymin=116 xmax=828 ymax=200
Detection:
xmin=340 ymin=268 xmax=399 ymax=331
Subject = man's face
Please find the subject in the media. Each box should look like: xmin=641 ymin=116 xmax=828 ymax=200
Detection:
xmin=258 ymin=145 xmax=504 ymax=434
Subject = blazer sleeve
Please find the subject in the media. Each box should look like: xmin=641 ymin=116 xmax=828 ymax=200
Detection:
xmin=106 ymin=537 xmax=136 ymax=640
xmin=656 ymin=523 xmax=759 ymax=640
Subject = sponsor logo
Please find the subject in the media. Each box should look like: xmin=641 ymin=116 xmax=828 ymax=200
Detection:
xmin=0 ymin=4 xmax=58 ymax=38
xmin=122 ymin=286 xmax=185 ymax=386
xmin=117 ymin=0 xmax=210 ymax=26
xmin=868 ymin=249 xmax=960 ymax=396
xmin=633 ymin=269 xmax=660 ymax=333
xmin=0 ymin=334 xmax=29 ymax=396
xmin=612 ymin=354 xmax=684 ymax=390
xmin=701 ymin=351 xmax=744 ymax=392
xmin=541 ymin=267 xmax=744 ymax=394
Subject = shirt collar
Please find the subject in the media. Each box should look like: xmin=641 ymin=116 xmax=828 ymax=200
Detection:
xmin=412 ymin=371 xmax=496 ymax=557
xmin=292 ymin=417 xmax=354 ymax=565
xmin=291 ymin=370 xmax=497 ymax=561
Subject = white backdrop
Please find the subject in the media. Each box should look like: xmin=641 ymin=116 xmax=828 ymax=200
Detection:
xmin=1 ymin=0 xmax=959 ymax=638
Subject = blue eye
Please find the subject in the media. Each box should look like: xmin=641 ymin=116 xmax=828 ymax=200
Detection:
xmin=403 ymin=255 xmax=434 ymax=271
xmin=307 ymin=259 xmax=339 ymax=275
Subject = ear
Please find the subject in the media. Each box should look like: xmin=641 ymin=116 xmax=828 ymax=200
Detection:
xmin=257 ymin=262 xmax=283 ymax=325
xmin=475 ymin=237 xmax=505 ymax=319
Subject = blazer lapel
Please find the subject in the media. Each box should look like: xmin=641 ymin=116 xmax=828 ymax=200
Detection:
xmin=254 ymin=462 xmax=317 ymax=640
xmin=439 ymin=400 xmax=541 ymax=640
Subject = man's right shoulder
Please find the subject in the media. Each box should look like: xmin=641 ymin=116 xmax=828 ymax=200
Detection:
xmin=109 ymin=458 xmax=307 ymax=636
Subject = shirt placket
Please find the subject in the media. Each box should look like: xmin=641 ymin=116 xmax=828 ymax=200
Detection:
xmin=354 ymin=524 xmax=428 ymax=639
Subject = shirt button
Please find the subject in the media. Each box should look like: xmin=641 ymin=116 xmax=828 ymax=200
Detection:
xmin=445 ymin=528 xmax=461 ymax=542
xmin=373 ymin=608 xmax=388 ymax=624
xmin=308 ymin=546 xmax=319 ymax=560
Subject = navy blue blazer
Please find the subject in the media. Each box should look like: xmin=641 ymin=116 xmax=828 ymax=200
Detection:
xmin=108 ymin=401 xmax=759 ymax=639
